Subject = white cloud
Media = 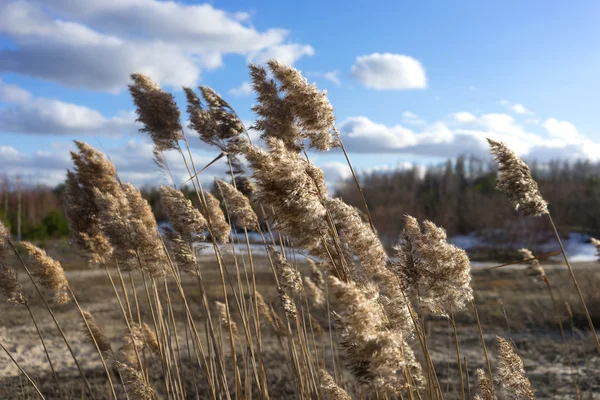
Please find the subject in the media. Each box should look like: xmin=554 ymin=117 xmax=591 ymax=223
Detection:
xmin=510 ymin=103 xmax=530 ymax=115
xmin=542 ymin=118 xmax=581 ymax=142
xmin=452 ymin=112 xmax=477 ymax=123
xmin=350 ymin=53 xmax=427 ymax=90
xmin=247 ymin=43 xmax=314 ymax=65
xmin=324 ymin=70 xmax=340 ymax=86
xmin=0 ymin=1 xmax=313 ymax=91
xmin=0 ymin=80 xmax=136 ymax=135
xmin=229 ymin=81 xmax=253 ymax=97
xmin=500 ymin=100 xmax=533 ymax=115
xmin=402 ymin=111 xmax=425 ymax=125
xmin=0 ymin=139 xmax=226 ymax=187
xmin=338 ymin=112 xmax=600 ymax=161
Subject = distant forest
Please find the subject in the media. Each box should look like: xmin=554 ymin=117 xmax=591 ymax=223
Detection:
xmin=4 ymin=156 xmax=600 ymax=246
xmin=335 ymin=155 xmax=600 ymax=247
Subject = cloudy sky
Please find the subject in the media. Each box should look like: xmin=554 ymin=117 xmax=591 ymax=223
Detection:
xmin=1 ymin=0 xmax=599 ymax=188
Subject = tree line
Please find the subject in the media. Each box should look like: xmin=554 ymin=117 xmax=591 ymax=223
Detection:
xmin=334 ymin=156 xmax=600 ymax=249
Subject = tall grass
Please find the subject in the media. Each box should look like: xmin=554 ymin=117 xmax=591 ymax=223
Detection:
xmin=0 ymin=60 xmax=596 ymax=399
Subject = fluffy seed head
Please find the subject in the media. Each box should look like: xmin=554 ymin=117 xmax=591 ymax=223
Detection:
xmin=160 ymin=186 xmax=207 ymax=239
xmin=65 ymin=142 xmax=117 ymax=265
xmin=304 ymin=276 xmax=325 ymax=307
xmin=202 ymin=192 xmax=230 ymax=244
xmin=277 ymin=287 xmax=297 ymax=319
xmin=164 ymin=228 xmax=197 ymax=275
xmin=116 ymin=361 xmax=156 ymax=400
xmin=394 ymin=216 xmax=473 ymax=316
xmin=82 ymin=311 xmax=113 ymax=357
xmin=591 ymin=237 xmax=600 ymax=263
xmin=215 ymin=179 xmax=259 ymax=231
xmin=129 ymin=73 xmax=183 ymax=152
xmin=245 ymin=138 xmax=328 ymax=251
xmin=475 ymin=368 xmax=497 ymax=400
xmin=267 ymin=60 xmax=336 ymax=151
xmin=518 ymin=248 xmax=546 ymax=281
xmin=269 ymin=246 xmax=303 ymax=295
xmin=319 ymin=369 xmax=351 ymax=400
xmin=184 ymin=86 xmax=247 ymax=154
xmin=22 ymin=242 xmax=70 ymax=304
xmin=0 ymin=265 xmax=25 ymax=305
xmin=255 ymin=291 xmax=286 ymax=337
xmin=497 ymin=337 xmax=535 ymax=400
xmin=215 ymin=301 xmax=238 ymax=338
xmin=488 ymin=138 xmax=548 ymax=217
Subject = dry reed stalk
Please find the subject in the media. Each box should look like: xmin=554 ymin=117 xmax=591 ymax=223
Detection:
xmin=7 ymin=240 xmax=96 ymax=398
xmin=488 ymin=138 xmax=600 ymax=353
xmin=518 ymin=249 xmax=580 ymax=397
xmin=0 ymin=340 xmax=46 ymax=399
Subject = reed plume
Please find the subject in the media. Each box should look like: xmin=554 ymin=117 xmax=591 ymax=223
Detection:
xmin=245 ymin=138 xmax=328 ymax=251
xmin=329 ymin=276 xmax=422 ymax=395
xmin=184 ymin=85 xmax=247 ymax=154
xmin=591 ymin=237 xmax=600 ymax=262
xmin=277 ymin=288 xmax=297 ymax=319
xmin=497 ymin=337 xmax=535 ymax=399
xmin=319 ymin=369 xmax=351 ymax=400
xmin=21 ymin=242 xmax=71 ymax=304
xmin=215 ymin=179 xmax=259 ymax=231
xmin=82 ymin=311 xmax=113 ymax=357
xmin=163 ymin=228 xmax=198 ymax=275
xmin=117 ymin=361 xmax=156 ymax=400
xmin=475 ymin=368 xmax=497 ymax=400
xmin=0 ymin=227 xmax=24 ymax=304
xmin=269 ymin=246 xmax=303 ymax=295
xmin=65 ymin=141 xmax=118 ymax=266
xmin=201 ymin=192 xmax=231 ymax=243
xmin=487 ymin=138 xmax=548 ymax=217
xmin=304 ymin=276 xmax=324 ymax=307
xmin=160 ymin=186 xmax=207 ymax=239
xmin=215 ymin=301 xmax=238 ymax=337
xmin=517 ymin=248 xmax=546 ymax=281
xmin=0 ymin=264 xmax=24 ymax=305
xmin=395 ymin=215 xmax=473 ymax=316
xmin=249 ymin=62 xmax=336 ymax=151
xmin=256 ymin=291 xmax=286 ymax=337
xmin=129 ymin=73 xmax=183 ymax=152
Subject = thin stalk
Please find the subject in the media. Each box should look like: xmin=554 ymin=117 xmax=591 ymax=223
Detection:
xmin=548 ymin=213 xmax=600 ymax=353
xmin=8 ymin=240 xmax=96 ymax=400
xmin=25 ymin=302 xmax=62 ymax=396
xmin=449 ymin=309 xmax=465 ymax=400
xmin=67 ymin=286 xmax=118 ymax=400
xmin=471 ymin=298 xmax=494 ymax=398
xmin=0 ymin=340 xmax=45 ymax=399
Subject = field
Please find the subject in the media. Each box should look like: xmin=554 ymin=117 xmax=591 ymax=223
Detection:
xmin=0 ymin=241 xmax=599 ymax=399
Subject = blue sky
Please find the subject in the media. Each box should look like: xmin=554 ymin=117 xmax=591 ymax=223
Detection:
xmin=1 ymin=0 xmax=599 ymax=188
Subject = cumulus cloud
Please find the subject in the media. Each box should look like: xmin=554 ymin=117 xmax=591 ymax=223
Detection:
xmin=0 ymin=80 xmax=136 ymax=135
xmin=500 ymin=100 xmax=532 ymax=115
xmin=324 ymin=70 xmax=341 ymax=86
xmin=0 ymin=0 xmax=313 ymax=92
xmin=338 ymin=112 xmax=600 ymax=162
xmin=229 ymin=81 xmax=253 ymax=97
xmin=350 ymin=53 xmax=427 ymax=90
xmin=247 ymin=43 xmax=314 ymax=65
xmin=452 ymin=112 xmax=477 ymax=123
xmin=402 ymin=111 xmax=425 ymax=126
xmin=0 ymin=139 xmax=226 ymax=187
